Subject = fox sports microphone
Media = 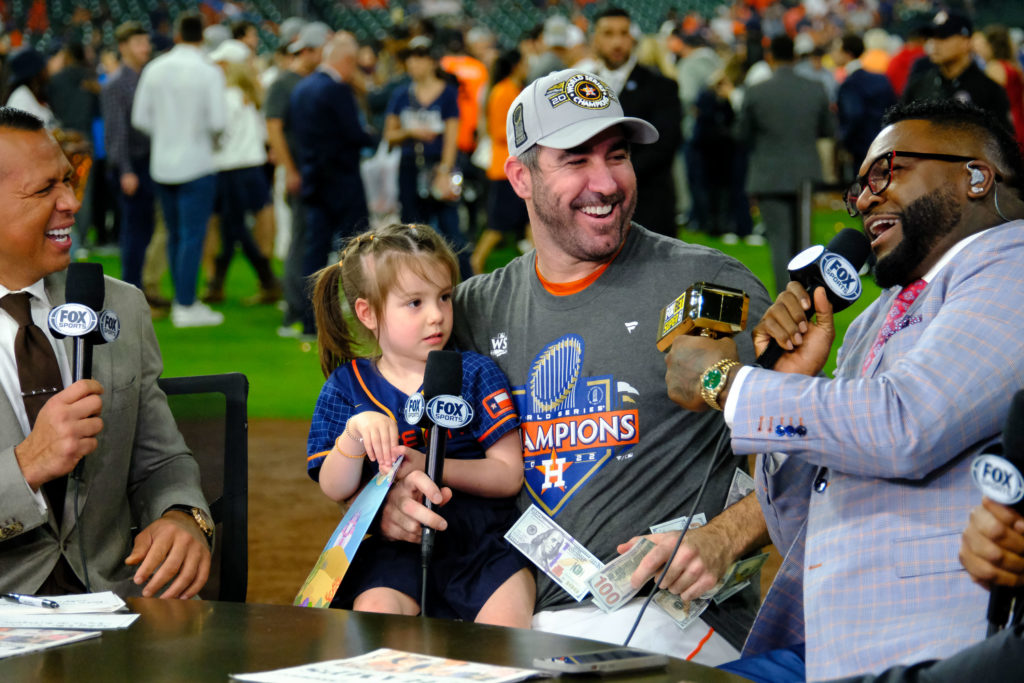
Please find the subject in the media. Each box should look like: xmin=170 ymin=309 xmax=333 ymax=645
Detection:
xmin=420 ymin=351 xmax=472 ymax=555
xmin=48 ymin=262 xmax=105 ymax=381
xmin=756 ymin=228 xmax=871 ymax=369
xmin=419 ymin=350 xmax=472 ymax=615
xmin=656 ymin=282 xmax=750 ymax=352
xmin=971 ymin=389 xmax=1024 ymax=635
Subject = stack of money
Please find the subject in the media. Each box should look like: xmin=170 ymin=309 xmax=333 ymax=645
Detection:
xmin=587 ymin=537 xmax=656 ymax=613
xmin=725 ymin=468 xmax=755 ymax=508
xmin=699 ymin=552 xmax=770 ymax=604
xmin=504 ymin=506 xmax=603 ymax=602
xmin=653 ymin=590 xmax=711 ymax=632
xmin=649 ymin=512 xmax=706 ymax=534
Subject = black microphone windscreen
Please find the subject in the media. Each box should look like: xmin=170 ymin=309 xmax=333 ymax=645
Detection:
xmin=423 ymin=350 xmax=462 ymax=399
xmin=1002 ymin=389 xmax=1024 ymax=466
xmin=65 ymin=262 xmax=105 ymax=311
xmin=827 ymin=228 xmax=872 ymax=271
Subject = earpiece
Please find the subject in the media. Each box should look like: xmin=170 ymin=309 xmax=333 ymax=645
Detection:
xmin=967 ymin=162 xmax=985 ymax=186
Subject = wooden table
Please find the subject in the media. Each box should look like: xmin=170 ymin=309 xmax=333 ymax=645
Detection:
xmin=0 ymin=598 xmax=751 ymax=681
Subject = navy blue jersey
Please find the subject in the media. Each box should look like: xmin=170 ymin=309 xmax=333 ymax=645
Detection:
xmin=307 ymin=350 xmax=520 ymax=480
xmin=308 ymin=351 xmax=528 ymax=620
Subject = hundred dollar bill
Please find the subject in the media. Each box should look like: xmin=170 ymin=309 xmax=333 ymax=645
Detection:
xmin=700 ymin=552 xmax=770 ymax=602
xmin=505 ymin=505 xmax=603 ymax=602
xmin=587 ymin=537 xmax=657 ymax=613
xmin=653 ymin=590 xmax=711 ymax=632
xmin=725 ymin=467 xmax=756 ymax=509
xmin=649 ymin=512 xmax=707 ymax=534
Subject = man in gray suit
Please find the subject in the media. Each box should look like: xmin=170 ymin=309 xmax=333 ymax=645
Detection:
xmin=738 ymin=35 xmax=833 ymax=294
xmin=0 ymin=109 xmax=213 ymax=599
xmin=664 ymin=100 xmax=1024 ymax=679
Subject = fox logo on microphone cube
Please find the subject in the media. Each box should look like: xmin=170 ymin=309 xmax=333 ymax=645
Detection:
xmin=97 ymin=310 xmax=121 ymax=343
xmin=48 ymin=303 xmax=98 ymax=337
xmin=971 ymin=453 xmax=1024 ymax=505
xmin=820 ymin=254 xmax=861 ymax=302
xmin=425 ymin=395 xmax=474 ymax=430
xmin=403 ymin=393 xmax=425 ymax=425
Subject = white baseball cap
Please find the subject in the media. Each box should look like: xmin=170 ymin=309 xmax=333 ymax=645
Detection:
xmin=209 ymin=38 xmax=251 ymax=64
xmin=507 ymin=69 xmax=659 ymax=158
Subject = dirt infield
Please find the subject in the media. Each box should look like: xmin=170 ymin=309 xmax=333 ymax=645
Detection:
xmin=247 ymin=419 xmax=340 ymax=605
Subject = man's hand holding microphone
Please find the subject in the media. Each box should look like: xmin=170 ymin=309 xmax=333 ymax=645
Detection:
xmin=665 ymin=229 xmax=870 ymax=412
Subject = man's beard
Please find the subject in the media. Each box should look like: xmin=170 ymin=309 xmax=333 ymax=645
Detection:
xmin=599 ymin=50 xmax=629 ymax=70
xmin=531 ymin=175 xmax=636 ymax=263
xmin=873 ymin=188 xmax=961 ymax=289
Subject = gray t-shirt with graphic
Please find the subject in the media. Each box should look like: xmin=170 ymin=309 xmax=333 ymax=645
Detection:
xmin=454 ymin=225 xmax=771 ymax=644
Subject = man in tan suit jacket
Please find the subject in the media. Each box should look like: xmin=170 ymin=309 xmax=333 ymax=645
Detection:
xmin=0 ymin=108 xmax=212 ymax=598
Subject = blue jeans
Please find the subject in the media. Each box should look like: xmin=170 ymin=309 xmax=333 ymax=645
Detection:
xmin=215 ymin=167 xmax=271 ymax=282
xmin=397 ymin=161 xmax=471 ymax=280
xmin=117 ymin=156 xmax=156 ymax=290
xmin=718 ymin=644 xmax=805 ymax=683
xmin=300 ymin=197 xmax=370 ymax=334
xmin=156 ymin=174 xmax=217 ymax=306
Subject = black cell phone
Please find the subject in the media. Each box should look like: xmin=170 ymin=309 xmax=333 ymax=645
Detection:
xmin=532 ymin=647 xmax=669 ymax=675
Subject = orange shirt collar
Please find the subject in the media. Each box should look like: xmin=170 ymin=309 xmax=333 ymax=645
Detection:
xmin=534 ymin=231 xmax=628 ymax=296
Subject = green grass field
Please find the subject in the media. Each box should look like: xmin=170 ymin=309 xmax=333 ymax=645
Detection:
xmin=87 ymin=208 xmax=878 ymax=420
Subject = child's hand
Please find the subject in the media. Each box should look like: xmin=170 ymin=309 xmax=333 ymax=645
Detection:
xmin=345 ymin=412 xmax=399 ymax=470
xmin=393 ymin=446 xmax=426 ymax=477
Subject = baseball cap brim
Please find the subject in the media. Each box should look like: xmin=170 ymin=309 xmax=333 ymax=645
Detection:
xmin=535 ymin=115 xmax=659 ymax=151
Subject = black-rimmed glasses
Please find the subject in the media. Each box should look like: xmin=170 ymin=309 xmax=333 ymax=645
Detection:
xmin=845 ymin=150 xmax=976 ymax=216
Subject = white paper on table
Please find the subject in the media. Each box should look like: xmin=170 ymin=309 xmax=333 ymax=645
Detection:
xmin=231 ymin=647 xmax=542 ymax=682
xmin=0 ymin=628 xmax=101 ymax=659
xmin=0 ymin=613 xmax=139 ymax=630
xmin=0 ymin=591 xmax=126 ymax=615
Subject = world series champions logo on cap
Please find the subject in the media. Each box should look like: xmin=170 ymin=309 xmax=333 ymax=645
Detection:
xmin=512 ymin=103 xmax=527 ymax=149
xmin=545 ymin=73 xmax=614 ymax=111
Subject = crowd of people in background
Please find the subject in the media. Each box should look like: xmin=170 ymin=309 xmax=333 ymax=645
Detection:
xmin=0 ymin=0 xmax=1021 ymax=327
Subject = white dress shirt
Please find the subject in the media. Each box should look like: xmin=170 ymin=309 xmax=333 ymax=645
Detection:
xmin=132 ymin=43 xmax=227 ymax=184
xmin=0 ymin=280 xmax=72 ymax=509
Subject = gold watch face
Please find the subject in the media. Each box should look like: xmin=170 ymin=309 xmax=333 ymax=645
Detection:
xmin=191 ymin=508 xmax=214 ymax=537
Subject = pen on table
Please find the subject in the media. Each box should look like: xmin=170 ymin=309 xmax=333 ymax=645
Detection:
xmin=1 ymin=592 xmax=60 ymax=609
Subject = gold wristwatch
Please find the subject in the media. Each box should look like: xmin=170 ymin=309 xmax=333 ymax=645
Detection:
xmin=167 ymin=505 xmax=214 ymax=546
xmin=699 ymin=359 xmax=741 ymax=411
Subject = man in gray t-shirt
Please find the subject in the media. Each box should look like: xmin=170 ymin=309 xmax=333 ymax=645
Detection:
xmin=381 ymin=69 xmax=772 ymax=661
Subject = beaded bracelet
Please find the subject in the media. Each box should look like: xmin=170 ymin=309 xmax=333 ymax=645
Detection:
xmin=334 ymin=434 xmax=365 ymax=459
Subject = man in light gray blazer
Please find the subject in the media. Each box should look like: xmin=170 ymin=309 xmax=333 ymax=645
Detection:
xmin=738 ymin=34 xmax=833 ymax=294
xmin=0 ymin=108 xmax=212 ymax=598
xmin=663 ymin=100 xmax=1024 ymax=680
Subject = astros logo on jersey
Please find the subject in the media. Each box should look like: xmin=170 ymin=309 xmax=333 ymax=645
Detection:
xmin=512 ymin=334 xmax=639 ymax=517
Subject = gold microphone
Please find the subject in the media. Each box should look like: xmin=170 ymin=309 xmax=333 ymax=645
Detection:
xmin=655 ymin=282 xmax=750 ymax=352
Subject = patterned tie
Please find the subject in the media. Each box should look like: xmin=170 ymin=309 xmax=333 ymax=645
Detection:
xmin=861 ymin=278 xmax=927 ymax=376
xmin=1 ymin=292 xmax=67 ymax=521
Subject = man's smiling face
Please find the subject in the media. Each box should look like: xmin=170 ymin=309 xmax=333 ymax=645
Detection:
xmin=0 ymin=128 xmax=80 ymax=290
xmin=526 ymin=126 xmax=637 ymax=264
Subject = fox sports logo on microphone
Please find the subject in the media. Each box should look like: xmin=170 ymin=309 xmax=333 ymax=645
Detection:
xmin=972 ymin=454 xmax=1024 ymax=505
xmin=48 ymin=304 xmax=98 ymax=336
xmin=426 ymin=395 xmax=474 ymax=429
xmin=819 ymin=253 xmax=861 ymax=302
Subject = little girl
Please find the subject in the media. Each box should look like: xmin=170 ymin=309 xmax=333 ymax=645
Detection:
xmin=305 ymin=223 xmax=534 ymax=627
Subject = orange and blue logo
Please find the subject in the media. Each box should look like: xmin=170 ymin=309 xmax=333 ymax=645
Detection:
xmin=512 ymin=334 xmax=639 ymax=517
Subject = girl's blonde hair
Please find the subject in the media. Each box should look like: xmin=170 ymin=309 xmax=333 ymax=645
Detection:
xmin=223 ymin=60 xmax=262 ymax=109
xmin=311 ymin=223 xmax=460 ymax=378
